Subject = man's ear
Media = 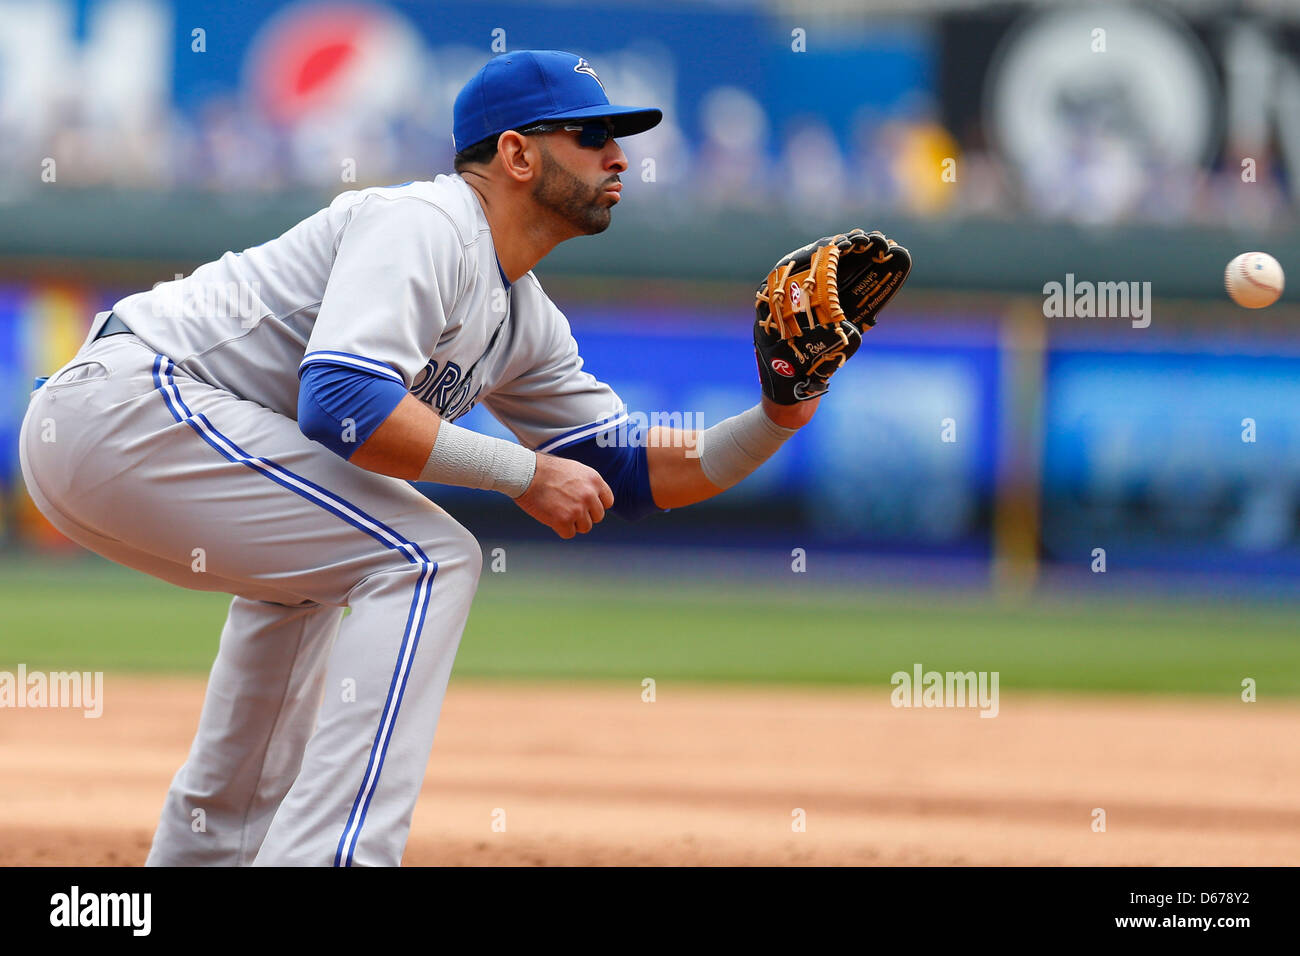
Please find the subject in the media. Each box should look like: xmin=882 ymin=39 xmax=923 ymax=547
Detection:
xmin=496 ymin=131 xmax=540 ymax=184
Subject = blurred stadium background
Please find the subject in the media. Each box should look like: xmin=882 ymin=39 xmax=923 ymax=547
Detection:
xmin=6 ymin=0 xmax=1300 ymax=868
xmin=3 ymin=0 xmax=1300 ymax=688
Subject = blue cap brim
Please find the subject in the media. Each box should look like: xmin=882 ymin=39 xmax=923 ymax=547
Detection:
xmin=540 ymin=104 xmax=663 ymax=139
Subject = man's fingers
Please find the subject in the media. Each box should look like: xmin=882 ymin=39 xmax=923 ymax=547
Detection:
xmin=515 ymin=461 xmax=614 ymax=538
xmin=594 ymin=484 xmax=612 ymax=518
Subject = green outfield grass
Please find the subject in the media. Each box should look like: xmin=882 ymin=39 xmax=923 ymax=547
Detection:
xmin=0 ymin=556 xmax=1296 ymax=696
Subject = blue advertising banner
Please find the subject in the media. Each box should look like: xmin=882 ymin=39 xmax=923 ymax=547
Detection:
xmin=1042 ymin=348 xmax=1300 ymax=573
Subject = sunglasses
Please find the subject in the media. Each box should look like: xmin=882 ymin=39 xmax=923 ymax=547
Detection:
xmin=519 ymin=119 xmax=615 ymax=149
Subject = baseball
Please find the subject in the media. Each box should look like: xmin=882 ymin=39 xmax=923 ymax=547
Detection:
xmin=1225 ymin=252 xmax=1284 ymax=309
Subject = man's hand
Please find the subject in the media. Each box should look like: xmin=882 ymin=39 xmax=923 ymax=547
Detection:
xmin=512 ymin=452 xmax=614 ymax=538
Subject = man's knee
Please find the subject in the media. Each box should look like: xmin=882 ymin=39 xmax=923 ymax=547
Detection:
xmin=356 ymin=516 xmax=481 ymax=602
xmin=428 ymin=519 xmax=482 ymax=585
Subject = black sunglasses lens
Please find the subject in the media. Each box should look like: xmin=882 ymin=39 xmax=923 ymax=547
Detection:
xmin=579 ymin=123 xmax=611 ymax=148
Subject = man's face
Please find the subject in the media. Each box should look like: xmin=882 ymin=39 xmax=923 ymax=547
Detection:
xmin=530 ymin=126 xmax=628 ymax=235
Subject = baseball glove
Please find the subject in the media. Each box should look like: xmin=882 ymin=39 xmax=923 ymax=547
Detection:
xmin=753 ymin=228 xmax=911 ymax=404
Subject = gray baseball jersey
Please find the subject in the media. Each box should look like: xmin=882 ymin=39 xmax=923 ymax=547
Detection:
xmin=21 ymin=175 xmax=631 ymax=866
xmin=108 ymin=174 xmax=627 ymax=451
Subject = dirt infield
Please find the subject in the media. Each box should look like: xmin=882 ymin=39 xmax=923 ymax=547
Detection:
xmin=2 ymin=677 xmax=1298 ymax=866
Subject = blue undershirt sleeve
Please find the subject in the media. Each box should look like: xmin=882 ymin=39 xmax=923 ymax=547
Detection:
xmin=549 ymin=419 xmax=664 ymax=521
xmin=298 ymin=362 xmax=409 ymax=460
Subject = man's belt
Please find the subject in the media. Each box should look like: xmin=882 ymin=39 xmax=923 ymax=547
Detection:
xmin=93 ymin=313 xmax=133 ymax=340
xmin=33 ymin=313 xmax=134 ymax=390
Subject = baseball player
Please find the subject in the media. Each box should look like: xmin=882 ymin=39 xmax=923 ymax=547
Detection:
xmin=18 ymin=51 xmax=909 ymax=866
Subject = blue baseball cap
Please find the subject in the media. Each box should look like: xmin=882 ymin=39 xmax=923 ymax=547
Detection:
xmin=453 ymin=50 xmax=662 ymax=153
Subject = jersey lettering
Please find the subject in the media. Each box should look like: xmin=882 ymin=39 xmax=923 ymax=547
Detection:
xmin=430 ymin=362 xmax=461 ymax=410
xmin=410 ymin=360 xmax=438 ymax=398
xmin=443 ymin=382 xmax=483 ymax=421
xmin=410 ymin=358 xmax=477 ymax=418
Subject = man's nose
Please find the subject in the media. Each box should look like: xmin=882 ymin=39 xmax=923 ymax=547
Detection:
xmin=605 ymin=139 xmax=628 ymax=173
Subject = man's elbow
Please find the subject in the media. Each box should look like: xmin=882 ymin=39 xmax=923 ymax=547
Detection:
xmin=610 ymin=494 xmax=663 ymax=522
xmin=297 ymin=362 xmax=410 ymax=461
xmin=297 ymin=386 xmax=354 ymax=459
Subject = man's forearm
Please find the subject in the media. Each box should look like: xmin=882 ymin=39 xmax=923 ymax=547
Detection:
xmin=349 ymin=393 xmax=442 ymax=478
xmin=346 ymin=391 xmax=607 ymax=537
xmin=646 ymin=396 xmax=818 ymax=508
xmin=646 ymin=427 xmax=721 ymax=508
xmin=348 ymin=392 xmax=535 ymax=496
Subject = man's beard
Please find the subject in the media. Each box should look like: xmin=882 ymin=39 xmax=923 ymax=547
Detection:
xmin=532 ymin=144 xmax=615 ymax=235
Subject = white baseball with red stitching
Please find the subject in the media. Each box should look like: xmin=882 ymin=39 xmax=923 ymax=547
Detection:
xmin=1225 ymin=252 xmax=1285 ymax=309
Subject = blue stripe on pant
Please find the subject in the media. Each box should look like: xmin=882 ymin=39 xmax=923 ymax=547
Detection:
xmin=151 ymin=355 xmax=438 ymax=867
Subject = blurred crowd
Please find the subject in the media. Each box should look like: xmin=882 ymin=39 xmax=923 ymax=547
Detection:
xmin=628 ymin=87 xmax=1296 ymax=230
xmin=1 ymin=82 xmax=1294 ymax=232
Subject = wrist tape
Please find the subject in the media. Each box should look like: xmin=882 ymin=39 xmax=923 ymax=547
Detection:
xmin=696 ymin=403 xmax=798 ymax=490
xmin=419 ymin=420 xmax=536 ymax=498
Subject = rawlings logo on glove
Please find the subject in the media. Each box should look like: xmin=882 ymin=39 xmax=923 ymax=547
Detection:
xmin=753 ymin=228 xmax=912 ymax=405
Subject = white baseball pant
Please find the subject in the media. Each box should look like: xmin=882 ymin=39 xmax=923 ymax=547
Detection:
xmin=19 ymin=333 xmax=483 ymax=866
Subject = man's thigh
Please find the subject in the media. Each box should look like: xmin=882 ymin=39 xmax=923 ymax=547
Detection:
xmin=21 ymin=336 xmax=468 ymax=606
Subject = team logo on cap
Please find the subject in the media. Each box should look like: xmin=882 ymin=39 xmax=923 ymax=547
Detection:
xmin=573 ymin=57 xmax=605 ymax=92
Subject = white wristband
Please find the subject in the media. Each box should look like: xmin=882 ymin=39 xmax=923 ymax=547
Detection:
xmin=696 ymin=403 xmax=798 ymax=490
xmin=419 ymin=420 xmax=537 ymax=498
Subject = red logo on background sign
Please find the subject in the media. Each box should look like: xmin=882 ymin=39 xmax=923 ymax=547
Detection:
xmin=248 ymin=4 xmax=420 ymax=123
xmin=770 ymin=358 xmax=795 ymax=377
